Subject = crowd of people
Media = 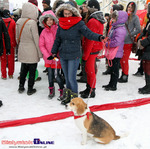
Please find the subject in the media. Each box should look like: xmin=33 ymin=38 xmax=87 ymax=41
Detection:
xmin=0 ymin=0 xmax=150 ymax=107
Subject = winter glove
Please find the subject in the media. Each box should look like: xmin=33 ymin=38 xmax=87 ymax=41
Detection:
xmin=137 ymin=39 xmax=144 ymax=50
xmin=47 ymin=54 xmax=57 ymax=60
xmin=99 ymin=35 xmax=105 ymax=41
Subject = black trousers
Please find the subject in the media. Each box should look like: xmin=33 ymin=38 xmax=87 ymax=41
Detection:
xmin=109 ymin=58 xmax=120 ymax=88
xmin=19 ymin=63 xmax=37 ymax=88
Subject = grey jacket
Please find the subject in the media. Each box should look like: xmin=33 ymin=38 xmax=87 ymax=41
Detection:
xmin=124 ymin=1 xmax=141 ymax=44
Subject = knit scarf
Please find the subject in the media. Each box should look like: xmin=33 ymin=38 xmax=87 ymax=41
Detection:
xmin=59 ymin=17 xmax=82 ymax=30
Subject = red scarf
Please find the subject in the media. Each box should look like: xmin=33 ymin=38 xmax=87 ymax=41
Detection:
xmin=59 ymin=17 xmax=82 ymax=30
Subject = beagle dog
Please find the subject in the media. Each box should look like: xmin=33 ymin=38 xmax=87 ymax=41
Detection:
xmin=66 ymin=97 xmax=120 ymax=145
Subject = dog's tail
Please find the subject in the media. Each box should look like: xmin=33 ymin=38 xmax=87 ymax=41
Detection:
xmin=114 ymin=132 xmax=129 ymax=140
xmin=113 ymin=135 xmax=120 ymax=140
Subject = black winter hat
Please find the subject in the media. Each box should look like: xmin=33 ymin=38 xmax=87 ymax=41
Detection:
xmin=87 ymin=0 xmax=100 ymax=11
xmin=112 ymin=4 xmax=121 ymax=11
xmin=2 ymin=9 xmax=10 ymax=18
xmin=42 ymin=0 xmax=51 ymax=6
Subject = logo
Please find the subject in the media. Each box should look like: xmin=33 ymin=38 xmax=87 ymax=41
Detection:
xmin=33 ymin=138 xmax=54 ymax=145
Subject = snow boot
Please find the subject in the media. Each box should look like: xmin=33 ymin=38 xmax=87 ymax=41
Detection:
xmin=48 ymin=87 xmax=55 ymax=99
xmin=61 ymin=89 xmax=78 ymax=105
xmin=59 ymin=88 xmax=70 ymax=101
xmin=18 ymin=85 xmax=25 ymax=93
xmin=18 ymin=81 xmax=25 ymax=93
xmin=27 ymin=88 xmax=36 ymax=95
xmin=79 ymin=84 xmax=90 ymax=94
xmin=102 ymin=66 xmax=111 ymax=75
xmin=133 ymin=71 xmax=143 ymax=77
xmin=80 ymin=85 xmax=96 ymax=98
xmin=138 ymin=74 xmax=150 ymax=94
xmin=118 ymin=72 xmax=128 ymax=83
xmin=0 ymin=100 xmax=3 ymax=107
xmin=57 ymin=89 xmax=64 ymax=101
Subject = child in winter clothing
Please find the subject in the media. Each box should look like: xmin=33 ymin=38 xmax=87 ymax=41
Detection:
xmin=39 ymin=10 xmax=64 ymax=99
xmin=102 ymin=10 xmax=128 ymax=91
xmin=1 ymin=9 xmax=16 ymax=79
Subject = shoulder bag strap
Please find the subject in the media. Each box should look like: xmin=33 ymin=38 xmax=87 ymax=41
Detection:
xmin=17 ymin=18 xmax=30 ymax=44
xmin=125 ymin=23 xmax=134 ymax=42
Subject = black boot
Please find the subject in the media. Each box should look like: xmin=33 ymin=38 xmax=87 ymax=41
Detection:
xmin=81 ymin=86 xmax=96 ymax=98
xmin=18 ymin=85 xmax=25 ymax=93
xmin=61 ymin=89 xmax=78 ymax=105
xmin=61 ymin=88 xmax=71 ymax=105
xmin=118 ymin=72 xmax=128 ymax=83
xmin=77 ymin=75 xmax=87 ymax=83
xmin=102 ymin=66 xmax=111 ymax=75
xmin=0 ymin=100 xmax=3 ymax=107
xmin=79 ymin=84 xmax=90 ymax=94
xmin=138 ymin=74 xmax=150 ymax=94
xmin=105 ymin=85 xmax=117 ymax=91
xmin=27 ymin=87 xmax=36 ymax=95
xmin=133 ymin=68 xmax=144 ymax=76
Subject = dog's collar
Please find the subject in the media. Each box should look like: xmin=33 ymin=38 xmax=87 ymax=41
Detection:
xmin=74 ymin=112 xmax=91 ymax=120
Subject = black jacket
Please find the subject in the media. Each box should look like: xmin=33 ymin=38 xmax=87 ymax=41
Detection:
xmin=140 ymin=21 xmax=150 ymax=60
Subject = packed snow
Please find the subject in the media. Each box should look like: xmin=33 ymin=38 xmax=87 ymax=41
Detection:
xmin=0 ymin=54 xmax=150 ymax=149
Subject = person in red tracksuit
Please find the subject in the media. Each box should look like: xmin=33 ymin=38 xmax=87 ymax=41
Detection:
xmin=79 ymin=8 xmax=105 ymax=98
xmin=1 ymin=9 xmax=16 ymax=79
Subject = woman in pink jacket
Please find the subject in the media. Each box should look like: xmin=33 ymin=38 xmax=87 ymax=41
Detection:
xmin=39 ymin=10 xmax=64 ymax=100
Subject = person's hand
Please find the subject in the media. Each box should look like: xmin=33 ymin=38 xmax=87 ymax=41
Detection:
xmin=47 ymin=54 xmax=56 ymax=60
xmin=137 ymin=39 xmax=144 ymax=50
xmin=99 ymin=35 xmax=105 ymax=41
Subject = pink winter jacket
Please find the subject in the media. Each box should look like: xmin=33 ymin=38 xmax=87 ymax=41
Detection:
xmin=39 ymin=10 xmax=61 ymax=68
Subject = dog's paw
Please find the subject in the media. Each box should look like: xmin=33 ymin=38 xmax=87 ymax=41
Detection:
xmin=81 ymin=141 xmax=86 ymax=145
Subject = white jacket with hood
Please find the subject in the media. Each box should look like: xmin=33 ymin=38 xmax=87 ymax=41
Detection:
xmin=16 ymin=2 xmax=42 ymax=63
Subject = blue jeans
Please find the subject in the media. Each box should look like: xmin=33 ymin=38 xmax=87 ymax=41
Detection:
xmin=60 ymin=58 xmax=80 ymax=93
xmin=47 ymin=68 xmax=64 ymax=89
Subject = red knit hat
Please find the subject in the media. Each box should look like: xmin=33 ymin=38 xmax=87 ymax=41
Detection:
xmin=28 ymin=0 xmax=38 ymax=6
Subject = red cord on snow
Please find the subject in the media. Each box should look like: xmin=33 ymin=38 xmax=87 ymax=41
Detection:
xmin=0 ymin=97 xmax=150 ymax=128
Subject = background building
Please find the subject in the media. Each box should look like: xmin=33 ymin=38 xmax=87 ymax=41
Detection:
xmin=101 ymin=0 xmax=146 ymax=13
xmin=0 ymin=0 xmax=9 ymax=9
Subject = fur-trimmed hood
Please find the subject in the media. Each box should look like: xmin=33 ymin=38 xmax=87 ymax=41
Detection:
xmin=52 ymin=0 xmax=64 ymax=12
xmin=89 ymin=11 xmax=105 ymax=24
xmin=55 ymin=3 xmax=81 ymax=18
xmin=39 ymin=10 xmax=58 ymax=28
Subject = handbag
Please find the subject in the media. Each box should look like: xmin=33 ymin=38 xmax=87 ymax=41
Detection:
xmin=103 ymin=41 xmax=119 ymax=67
xmin=125 ymin=24 xmax=138 ymax=53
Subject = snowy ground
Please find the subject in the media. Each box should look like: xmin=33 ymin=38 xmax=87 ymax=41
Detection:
xmin=0 ymin=54 xmax=150 ymax=149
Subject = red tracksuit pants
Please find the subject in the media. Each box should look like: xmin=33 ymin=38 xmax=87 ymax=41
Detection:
xmin=0 ymin=47 xmax=15 ymax=78
xmin=120 ymin=44 xmax=133 ymax=75
xmin=85 ymin=54 xmax=98 ymax=89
